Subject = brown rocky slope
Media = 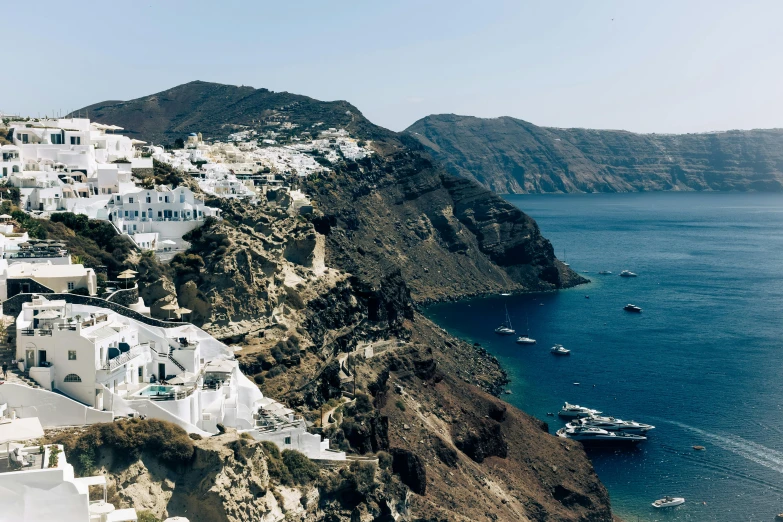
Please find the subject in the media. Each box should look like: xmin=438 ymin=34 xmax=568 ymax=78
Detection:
xmin=69 ymin=82 xmax=613 ymax=521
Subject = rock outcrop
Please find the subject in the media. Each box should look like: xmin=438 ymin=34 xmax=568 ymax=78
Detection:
xmin=407 ymin=113 xmax=783 ymax=193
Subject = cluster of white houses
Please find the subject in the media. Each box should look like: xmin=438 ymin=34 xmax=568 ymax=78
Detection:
xmin=5 ymin=294 xmax=344 ymax=462
xmin=0 ymin=118 xmax=220 ymax=252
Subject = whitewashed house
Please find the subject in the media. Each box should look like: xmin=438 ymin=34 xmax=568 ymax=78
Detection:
xmin=0 ymin=417 xmax=138 ymax=522
xmin=108 ymin=186 xmax=220 ymax=249
xmin=12 ymin=295 xmax=344 ymax=460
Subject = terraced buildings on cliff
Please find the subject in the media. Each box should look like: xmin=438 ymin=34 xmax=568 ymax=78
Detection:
xmin=58 ymin=81 xmax=615 ymax=521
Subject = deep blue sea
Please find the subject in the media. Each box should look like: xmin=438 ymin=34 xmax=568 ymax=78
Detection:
xmin=424 ymin=192 xmax=783 ymax=521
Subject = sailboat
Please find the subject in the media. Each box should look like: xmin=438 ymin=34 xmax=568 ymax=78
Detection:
xmin=562 ymin=248 xmax=570 ymax=267
xmin=495 ymin=304 xmax=516 ymax=335
xmin=516 ymin=315 xmax=536 ymax=344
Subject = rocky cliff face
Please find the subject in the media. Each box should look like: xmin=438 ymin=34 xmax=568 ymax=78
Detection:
xmin=407 ymin=114 xmax=783 ymax=193
xmin=70 ymin=82 xmax=612 ymax=521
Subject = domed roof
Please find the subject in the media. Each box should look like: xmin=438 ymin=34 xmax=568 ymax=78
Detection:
xmin=188 ymin=133 xmax=198 ymax=136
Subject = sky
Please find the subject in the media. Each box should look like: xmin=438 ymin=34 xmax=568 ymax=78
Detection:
xmin=3 ymin=0 xmax=783 ymax=133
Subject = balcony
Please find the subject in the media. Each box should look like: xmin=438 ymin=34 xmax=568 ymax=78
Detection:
xmin=102 ymin=346 xmax=144 ymax=371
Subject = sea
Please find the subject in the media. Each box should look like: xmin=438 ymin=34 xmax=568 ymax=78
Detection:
xmin=423 ymin=192 xmax=783 ymax=521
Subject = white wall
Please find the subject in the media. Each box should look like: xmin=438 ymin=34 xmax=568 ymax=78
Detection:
xmin=0 ymin=383 xmax=112 ymax=427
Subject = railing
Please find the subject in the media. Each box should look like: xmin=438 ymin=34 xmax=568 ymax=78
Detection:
xmin=57 ymin=324 xmax=77 ymax=331
xmin=102 ymin=347 xmax=142 ymax=371
xmin=20 ymin=329 xmax=34 ymax=336
xmin=168 ymin=351 xmax=186 ymax=372
xmin=149 ymin=386 xmax=196 ymax=401
xmin=38 ymin=329 xmax=52 ymax=336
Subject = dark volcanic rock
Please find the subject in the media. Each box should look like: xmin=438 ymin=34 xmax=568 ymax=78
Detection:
xmin=452 ymin=417 xmax=508 ymax=463
xmin=390 ymin=448 xmax=427 ymax=495
xmin=407 ymin=113 xmax=783 ymax=194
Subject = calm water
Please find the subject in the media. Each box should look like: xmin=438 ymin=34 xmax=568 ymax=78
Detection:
xmin=424 ymin=193 xmax=783 ymax=521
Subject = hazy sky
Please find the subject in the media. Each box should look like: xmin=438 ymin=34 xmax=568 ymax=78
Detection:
xmin=3 ymin=1 xmax=782 ymax=133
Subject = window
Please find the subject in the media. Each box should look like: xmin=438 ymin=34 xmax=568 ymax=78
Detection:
xmin=164 ymin=196 xmax=169 ymax=203
xmin=158 ymin=211 xmax=162 ymax=218
xmin=138 ymin=367 xmax=143 ymax=378
xmin=21 ymin=134 xmax=28 ymax=144
xmin=70 ymin=136 xmax=81 ymax=145
xmin=68 ymin=350 xmax=77 ymax=360
xmin=67 ymin=282 xmax=74 ymax=290
xmin=124 ymin=211 xmax=128 ymax=217
xmin=129 ymin=197 xmax=134 ymax=204
xmin=134 ymin=210 xmax=138 ymax=217
xmin=146 ymin=196 xmax=151 ymax=203
xmin=284 ymin=436 xmax=291 ymax=445
xmin=158 ymin=196 xmax=162 ymax=202
xmin=141 ymin=211 xmax=146 ymax=218
xmin=64 ymin=374 xmax=82 ymax=383
xmin=12 ymin=166 xmax=19 ymax=173
xmin=50 ymin=134 xmax=63 ymax=145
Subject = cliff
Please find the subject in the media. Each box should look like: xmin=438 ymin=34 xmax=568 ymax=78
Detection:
xmin=68 ymin=82 xmax=611 ymax=521
xmin=406 ymin=114 xmax=783 ymax=193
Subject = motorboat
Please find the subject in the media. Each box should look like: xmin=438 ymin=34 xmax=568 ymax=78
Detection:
xmin=515 ymin=315 xmax=536 ymax=344
xmin=556 ymin=426 xmax=646 ymax=445
xmin=558 ymin=402 xmax=600 ymax=418
xmin=495 ymin=304 xmax=516 ymax=335
xmin=623 ymin=304 xmax=642 ymax=313
xmin=550 ymin=344 xmax=571 ymax=356
xmin=652 ymin=497 xmax=685 ymax=508
xmin=619 ymin=270 xmax=638 ymax=277
xmin=598 ymin=270 xmax=612 ymax=275
xmin=569 ymin=416 xmax=655 ymax=434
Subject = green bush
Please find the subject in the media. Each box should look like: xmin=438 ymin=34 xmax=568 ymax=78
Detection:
xmin=267 ymin=365 xmax=285 ymax=378
xmin=395 ymin=400 xmax=406 ymax=412
xmin=377 ymin=451 xmax=393 ymax=470
xmin=48 ymin=419 xmax=195 ymax=476
xmin=282 ymin=450 xmax=320 ymax=485
xmin=262 ymin=441 xmax=293 ymax=485
xmin=137 ymin=511 xmax=161 ymax=522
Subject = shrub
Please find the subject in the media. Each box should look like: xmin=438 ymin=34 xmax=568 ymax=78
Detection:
xmin=267 ymin=365 xmax=285 ymax=378
xmin=395 ymin=400 xmax=406 ymax=412
xmin=262 ymin=441 xmax=293 ymax=485
xmin=253 ymin=373 xmax=265 ymax=385
xmin=377 ymin=451 xmax=393 ymax=470
xmin=282 ymin=450 xmax=320 ymax=485
xmin=188 ymin=433 xmax=203 ymax=441
xmin=48 ymin=419 xmax=195 ymax=476
xmin=137 ymin=511 xmax=161 ymax=522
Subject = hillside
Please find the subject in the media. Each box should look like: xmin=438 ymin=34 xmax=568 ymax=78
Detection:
xmin=70 ymin=82 xmax=612 ymax=521
xmin=73 ymin=80 xmax=389 ymax=145
xmin=406 ymin=114 xmax=783 ymax=193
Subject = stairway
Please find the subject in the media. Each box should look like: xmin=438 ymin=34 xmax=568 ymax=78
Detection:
xmin=168 ymin=350 xmax=186 ymax=372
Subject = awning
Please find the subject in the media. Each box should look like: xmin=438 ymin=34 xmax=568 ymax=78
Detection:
xmin=0 ymin=417 xmax=44 ymax=445
xmin=167 ymin=372 xmax=197 ymax=385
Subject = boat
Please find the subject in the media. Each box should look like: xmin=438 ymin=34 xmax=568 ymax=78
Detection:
xmin=516 ymin=315 xmax=536 ymax=344
xmin=562 ymin=248 xmax=570 ymax=267
xmin=556 ymin=426 xmax=647 ymax=445
xmin=652 ymin=496 xmax=685 ymax=508
xmin=623 ymin=304 xmax=642 ymax=313
xmin=598 ymin=270 xmax=612 ymax=275
xmin=550 ymin=344 xmax=570 ymax=355
xmin=619 ymin=270 xmax=637 ymax=277
xmin=569 ymin=416 xmax=655 ymax=434
xmin=558 ymin=402 xmax=601 ymax=418
xmin=500 ymin=293 xmax=511 ymax=296
xmin=494 ymin=304 xmax=516 ymax=335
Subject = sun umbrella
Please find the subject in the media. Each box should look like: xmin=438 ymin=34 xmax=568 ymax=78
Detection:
xmin=117 ymin=272 xmax=134 ymax=289
xmin=160 ymin=303 xmax=178 ymax=320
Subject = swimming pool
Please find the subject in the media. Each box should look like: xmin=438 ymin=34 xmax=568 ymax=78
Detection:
xmin=134 ymin=385 xmax=174 ymax=397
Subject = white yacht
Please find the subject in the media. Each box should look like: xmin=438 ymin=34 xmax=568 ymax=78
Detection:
xmin=652 ymin=497 xmax=685 ymax=508
xmin=598 ymin=270 xmax=612 ymax=275
xmin=495 ymin=304 xmax=516 ymax=335
xmin=556 ymin=426 xmax=647 ymax=445
xmin=619 ymin=270 xmax=638 ymax=277
xmin=623 ymin=304 xmax=642 ymax=313
xmin=558 ymin=402 xmax=601 ymax=418
xmin=550 ymin=344 xmax=570 ymax=355
xmin=569 ymin=416 xmax=655 ymax=434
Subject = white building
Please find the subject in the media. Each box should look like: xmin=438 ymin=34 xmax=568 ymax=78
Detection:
xmin=13 ymin=295 xmax=344 ymax=460
xmin=108 ymin=186 xmax=220 ymax=249
xmin=0 ymin=260 xmax=97 ymax=300
xmin=0 ymin=416 xmax=138 ymax=522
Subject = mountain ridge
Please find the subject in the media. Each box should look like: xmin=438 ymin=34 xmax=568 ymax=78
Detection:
xmin=406 ymin=113 xmax=783 ymax=193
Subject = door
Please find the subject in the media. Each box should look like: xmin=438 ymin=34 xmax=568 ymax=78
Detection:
xmin=25 ymin=350 xmax=34 ymax=369
xmin=158 ymin=363 xmax=166 ymax=381
xmin=38 ymin=350 xmax=46 ymax=365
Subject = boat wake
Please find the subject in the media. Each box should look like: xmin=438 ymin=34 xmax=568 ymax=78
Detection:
xmin=660 ymin=419 xmax=783 ymax=475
